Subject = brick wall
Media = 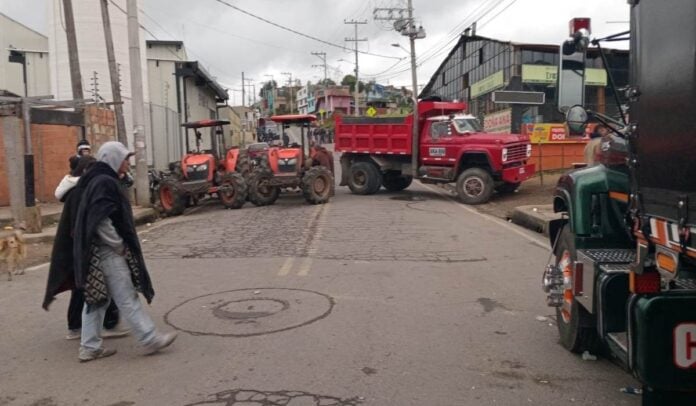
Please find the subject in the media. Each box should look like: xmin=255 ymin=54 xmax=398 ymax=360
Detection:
xmin=0 ymin=106 xmax=116 ymax=206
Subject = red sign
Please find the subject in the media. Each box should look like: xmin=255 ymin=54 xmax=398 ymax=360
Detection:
xmin=674 ymin=323 xmax=696 ymax=369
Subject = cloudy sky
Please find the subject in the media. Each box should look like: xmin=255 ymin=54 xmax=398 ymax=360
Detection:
xmin=1 ymin=0 xmax=629 ymax=102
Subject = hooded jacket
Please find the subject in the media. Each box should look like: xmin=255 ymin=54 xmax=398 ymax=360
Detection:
xmin=72 ymin=142 xmax=154 ymax=308
xmin=54 ymin=175 xmax=79 ymax=201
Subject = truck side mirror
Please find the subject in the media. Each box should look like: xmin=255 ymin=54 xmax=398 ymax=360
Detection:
xmin=557 ymin=34 xmax=588 ymax=113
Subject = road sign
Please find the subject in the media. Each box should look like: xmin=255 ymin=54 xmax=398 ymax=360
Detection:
xmin=492 ymin=91 xmax=545 ymax=105
xmin=319 ymin=108 xmax=326 ymax=115
xmin=366 ymin=106 xmax=377 ymax=117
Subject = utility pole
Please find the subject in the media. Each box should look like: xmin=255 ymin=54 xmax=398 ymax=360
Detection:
xmin=126 ymin=0 xmax=149 ymax=205
xmin=243 ymin=77 xmax=254 ymax=107
xmin=100 ymin=0 xmax=127 ymax=145
xmin=311 ymin=51 xmax=328 ymax=84
xmin=281 ymin=72 xmax=293 ymax=114
xmin=344 ymin=20 xmax=367 ymax=116
xmin=264 ymin=74 xmax=276 ymax=115
xmin=374 ymin=1 xmax=426 ymax=177
xmin=241 ymin=72 xmax=246 ymax=107
xmin=62 ymin=0 xmax=84 ymax=103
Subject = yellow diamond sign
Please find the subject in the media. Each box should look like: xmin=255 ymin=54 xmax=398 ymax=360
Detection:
xmin=366 ymin=106 xmax=377 ymax=117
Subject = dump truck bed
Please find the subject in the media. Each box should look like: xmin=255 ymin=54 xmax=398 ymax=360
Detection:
xmin=334 ymin=115 xmax=414 ymax=155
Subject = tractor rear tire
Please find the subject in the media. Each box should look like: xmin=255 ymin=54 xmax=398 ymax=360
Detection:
xmin=248 ymin=168 xmax=280 ymax=206
xmin=158 ymin=179 xmax=186 ymax=216
xmin=302 ymin=166 xmax=333 ymax=204
xmin=348 ymin=161 xmax=382 ymax=195
xmin=455 ymin=167 xmax=494 ymax=205
xmin=219 ymin=172 xmax=247 ymax=209
xmin=382 ymin=172 xmax=413 ymax=192
xmin=235 ymin=150 xmax=251 ymax=178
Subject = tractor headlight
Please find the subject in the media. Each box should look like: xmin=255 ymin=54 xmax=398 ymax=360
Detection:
xmin=526 ymin=144 xmax=532 ymax=158
xmin=196 ymin=164 xmax=208 ymax=172
xmin=502 ymin=147 xmax=508 ymax=162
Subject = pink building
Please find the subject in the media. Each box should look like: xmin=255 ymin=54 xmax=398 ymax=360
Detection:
xmin=314 ymin=86 xmax=357 ymax=115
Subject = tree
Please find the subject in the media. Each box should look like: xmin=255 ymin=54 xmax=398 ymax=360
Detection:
xmin=341 ymin=74 xmax=365 ymax=93
xmin=259 ymin=80 xmax=277 ymax=98
xmin=318 ymin=78 xmax=336 ymax=87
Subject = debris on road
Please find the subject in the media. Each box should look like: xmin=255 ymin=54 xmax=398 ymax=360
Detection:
xmin=620 ymin=387 xmax=643 ymax=395
xmin=581 ymin=351 xmax=597 ymax=361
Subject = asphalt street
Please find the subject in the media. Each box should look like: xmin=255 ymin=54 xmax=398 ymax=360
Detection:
xmin=0 ymin=172 xmax=640 ymax=405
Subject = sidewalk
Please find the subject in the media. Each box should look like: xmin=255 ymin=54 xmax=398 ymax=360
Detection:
xmin=0 ymin=203 xmax=159 ymax=244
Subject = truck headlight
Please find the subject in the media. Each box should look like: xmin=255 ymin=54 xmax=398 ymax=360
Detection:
xmin=502 ymin=147 xmax=508 ymax=162
xmin=526 ymin=144 xmax=532 ymax=158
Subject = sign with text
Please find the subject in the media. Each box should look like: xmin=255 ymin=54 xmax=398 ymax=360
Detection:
xmin=483 ymin=109 xmax=512 ymax=133
xmin=493 ymin=91 xmax=545 ymax=105
xmin=521 ymin=65 xmax=607 ymax=87
xmin=470 ymin=71 xmax=504 ymax=98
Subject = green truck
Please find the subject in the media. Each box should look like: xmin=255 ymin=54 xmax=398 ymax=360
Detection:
xmin=541 ymin=2 xmax=696 ymax=404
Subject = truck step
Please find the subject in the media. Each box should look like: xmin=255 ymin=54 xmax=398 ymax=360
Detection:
xmin=672 ymin=278 xmax=696 ymax=291
xmin=599 ymin=263 xmax=632 ymax=274
xmin=606 ymin=332 xmax=629 ymax=367
xmin=580 ymin=249 xmax=635 ymax=264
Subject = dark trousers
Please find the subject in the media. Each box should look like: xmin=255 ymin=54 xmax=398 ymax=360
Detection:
xmin=67 ymin=289 xmax=119 ymax=330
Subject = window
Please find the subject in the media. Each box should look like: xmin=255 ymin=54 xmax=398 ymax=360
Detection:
xmin=430 ymin=121 xmax=449 ymax=139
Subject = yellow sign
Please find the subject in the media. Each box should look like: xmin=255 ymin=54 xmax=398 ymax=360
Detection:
xmin=319 ymin=108 xmax=326 ymax=115
xmin=366 ymin=106 xmax=377 ymax=117
xmin=522 ymin=65 xmax=557 ymax=84
xmin=585 ymin=68 xmax=607 ymax=86
xmin=470 ymin=70 xmax=504 ymax=98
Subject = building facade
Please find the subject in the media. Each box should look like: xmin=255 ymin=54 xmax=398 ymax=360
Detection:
xmin=421 ymin=34 xmax=628 ymax=134
xmin=0 ymin=13 xmax=50 ymax=97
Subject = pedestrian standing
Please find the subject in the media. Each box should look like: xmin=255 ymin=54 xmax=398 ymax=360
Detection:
xmin=73 ymin=141 xmax=176 ymax=362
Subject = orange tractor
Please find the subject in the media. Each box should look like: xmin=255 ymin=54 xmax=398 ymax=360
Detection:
xmin=158 ymin=119 xmax=247 ymax=216
xmin=247 ymin=114 xmax=334 ymax=206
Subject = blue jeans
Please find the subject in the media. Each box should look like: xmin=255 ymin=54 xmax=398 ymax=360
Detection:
xmin=80 ymin=246 xmax=157 ymax=352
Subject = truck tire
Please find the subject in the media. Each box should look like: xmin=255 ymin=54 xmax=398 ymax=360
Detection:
xmin=554 ymin=226 xmax=602 ymax=354
xmin=455 ymin=168 xmax=494 ymax=205
xmin=158 ymin=179 xmax=187 ymax=216
xmin=382 ymin=172 xmax=413 ymax=192
xmin=248 ymin=168 xmax=280 ymax=206
xmin=219 ymin=172 xmax=247 ymax=209
xmin=302 ymin=166 xmax=333 ymax=204
xmin=495 ymin=182 xmax=521 ymax=194
xmin=348 ymin=161 xmax=381 ymax=195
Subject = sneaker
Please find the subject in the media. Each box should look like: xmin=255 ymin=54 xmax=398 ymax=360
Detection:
xmin=65 ymin=329 xmax=81 ymax=340
xmin=143 ymin=332 xmax=178 ymax=355
xmin=78 ymin=347 xmax=117 ymax=363
xmin=102 ymin=328 xmax=130 ymax=339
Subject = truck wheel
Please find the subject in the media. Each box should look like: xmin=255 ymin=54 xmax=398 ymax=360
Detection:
xmin=248 ymin=168 xmax=279 ymax=206
xmin=455 ymin=168 xmax=494 ymax=204
xmin=555 ymin=226 xmax=601 ymax=354
xmin=382 ymin=172 xmax=413 ymax=192
xmin=495 ymin=182 xmax=521 ymax=194
xmin=159 ymin=180 xmax=186 ymax=216
xmin=302 ymin=166 xmax=333 ymax=204
xmin=219 ymin=172 xmax=247 ymax=209
xmin=348 ymin=161 xmax=381 ymax=195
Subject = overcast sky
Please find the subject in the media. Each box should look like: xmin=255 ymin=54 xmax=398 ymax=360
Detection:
xmin=1 ymin=0 xmax=629 ymax=101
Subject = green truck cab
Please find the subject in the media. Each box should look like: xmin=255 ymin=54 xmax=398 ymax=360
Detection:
xmin=541 ymin=2 xmax=696 ymax=404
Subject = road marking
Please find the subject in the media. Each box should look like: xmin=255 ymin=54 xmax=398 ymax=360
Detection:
xmin=419 ymin=183 xmax=549 ymax=250
xmin=278 ymin=257 xmax=295 ymax=276
xmin=297 ymin=257 xmax=312 ymax=276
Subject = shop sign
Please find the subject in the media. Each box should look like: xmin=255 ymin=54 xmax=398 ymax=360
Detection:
xmin=585 ymin=68 xmax=608 ymax=86
xmin=484 ymin=109 xmax=512 ymax=133
xmin=470 ymin=71 xmax=504 ymax=98
xmin=522 ymin=65 xmax=557 ymax=84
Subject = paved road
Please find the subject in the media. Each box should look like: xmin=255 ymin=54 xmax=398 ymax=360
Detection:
xmin=0 ymin=173 xmax=640 ymax=405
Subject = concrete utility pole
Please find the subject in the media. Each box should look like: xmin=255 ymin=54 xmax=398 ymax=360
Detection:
xmin=241 ymin=72 xmax=246 ymax=107
xmin=344 ymin=20 xmax=367 ymax=116
xmin=62 ymin=0 xmax=84 ymax=102
xmin=281 ymin=72 xmax=293 ymax=113
xmin=243 ymin=77 xmax=254 ymax=107
xmin=126 ymin=0 xmax=150 ymax=205
xmin=311 ymin=51 xmax=328 ymax=84
xmin=100 ymin=0 xmax=127 ymax=145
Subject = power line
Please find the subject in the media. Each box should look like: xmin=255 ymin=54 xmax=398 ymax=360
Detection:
xmin=212 ymin=0 xmax=401 ymax=60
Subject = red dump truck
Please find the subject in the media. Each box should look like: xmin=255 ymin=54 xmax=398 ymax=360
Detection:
xmin=335 ymin=100 xmax=535 ymax=204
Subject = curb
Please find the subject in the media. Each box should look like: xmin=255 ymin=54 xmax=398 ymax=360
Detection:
xmin=24 ymin=208 xmax=160 ymax=245
xmin=508 ymin=204 xmax=561 ymax=237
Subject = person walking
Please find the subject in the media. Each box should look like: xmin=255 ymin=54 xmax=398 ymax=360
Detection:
xmin=73 ymin=141 xmax=176 ymax=362
xmin=43 ymin=156 xmax=128 ymax=341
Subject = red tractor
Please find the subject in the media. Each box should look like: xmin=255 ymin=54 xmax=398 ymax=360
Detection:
xmin=246 ymin=114 xmax=334 ymax=206
xmin=158 ymin=119 xmax=247 ymax=216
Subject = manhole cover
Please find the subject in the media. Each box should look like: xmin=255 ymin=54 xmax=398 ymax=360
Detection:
xmin=389 ymin=195 xmax=426 ymax=201
xmin=165 ymin=288 xmax=334 ymax=337
xmin=185 ymin=389 xmax=363 ymax=405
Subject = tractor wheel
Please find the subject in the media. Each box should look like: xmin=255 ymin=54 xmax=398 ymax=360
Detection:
xmin=248 ymin=168 xmax=280 ymax=206
xmin=496 ymin=182 xmax=521 ymax=194
xmin=219 ymin=172 xmax=247 ymax=209
xmin=382 ymin=172 xmax=413 ymax=192
xmin=158 ymin=179 xmax=186 ymax=216
xmin=302 ymin=166 xmax=333 ymax=204
xmin=347 ymin=161 xmax=382 ymax=195
xmin=554 ymin=226 xmax=601 ymax=354
xmin=235 ymin=150 xmax=251 ymax=178
xmin=455 ymin=168 xmax=494 ymax=205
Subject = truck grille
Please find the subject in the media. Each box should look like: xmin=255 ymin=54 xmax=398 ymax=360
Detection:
xmin=278 ymin=163 xmax=296 ymax=173
xmin=186 ymin=170 xmax=208 ymax=181
xmin=506 ymin=144 xmax=527 ymax=161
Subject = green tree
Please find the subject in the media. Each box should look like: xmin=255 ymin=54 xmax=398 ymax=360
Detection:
xmin=259 ymin=80 xmax=277 ymax=98
xmin=341 ymin=74 xmax=365 ymax=93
